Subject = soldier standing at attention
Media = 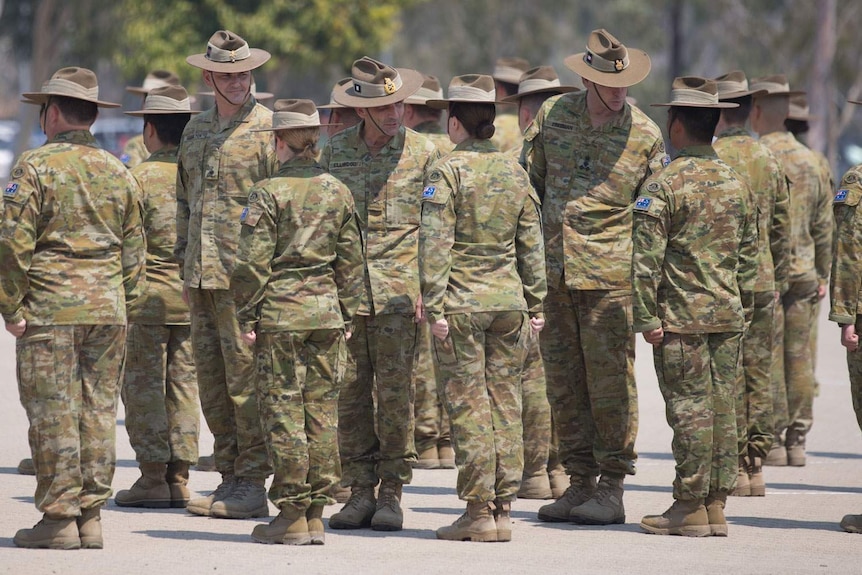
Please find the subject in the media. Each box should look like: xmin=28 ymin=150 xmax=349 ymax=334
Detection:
xmin=114 ymin=85 xmax=200 ymax=510
xmin=490 ymin=57 xmax=529 ymax=153
xmin=175 ymin=29 xmax=278 ymax=519
xmin=524 ymin=29 xmax=668 ymax=526
xmin=711 ymin=71 xmax=790 ymax=498
xmin=231 ymin=99 xmax=364 ymax=545
xmin=633 ymin=77 xmax=757 ymax=537
xmin=419 ymin=74 xmax=547 ymax=542
xmin=320 ymin=56 xmax=439 ymax=532
xmin=1 ymin=67 xmax=146 ymax=549
xmin=122 ymin=70 xmax=182 ymax=168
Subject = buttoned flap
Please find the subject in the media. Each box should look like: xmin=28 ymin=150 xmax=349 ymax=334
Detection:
xmin=834 ymin=174 xmax=862 ymax=206
xmin=3 ymin=165 xmax=33 ymax=207
xmin=632 ymin=183 xmax=667 ymax=220
xmin=240 ymin=189 xmax=264 ymax=227
xmin=421 ymin=169 xmax=452 ymax=207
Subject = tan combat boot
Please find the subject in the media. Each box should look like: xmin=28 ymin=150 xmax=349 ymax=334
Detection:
xmin=209 ymin=477 xmax=269 ymax=519
xmin=13 ymin=515 xmax=81 ymax=549
xmin=731 ymin=455 xmax=751 ymax=497
xmin=252 ymin=505 xmax=311 ymax=545
xmin=115 ymin=462 xmax=171 ymax=508
xmin=77 ymin=507 xmax=103 ymax=549
xmin=765 ymin=434 xmax=787 ymax=466
xmin=438 ymin=442 xmax=456 ymax=469
xmin=840 ymin=514 xmax=862 ymax=533
xmin=748 ymin=448 xmax=765 ymax=496
xmin=640 ymin=499 xmax=711 ymax=537
xmin=306 ymin=504 xmax=325 ymax=544
xmin=413 ymin=446 xmax=440 ymax=469
xmin=786 ymin=430 xmax=806 ymax=466
xmin=493 ymin=499 xmax=512 ymax=542
xmin=371 ymin=481 xmax=403 ymax=531
xmin=17 ymin=457 xmax=35 ymax=476
xmin=548 ymin=462 xmax=568 ymax=499
xmin=329 ymin=485 xmax=376 ymax=529
xmin=569 ymin=473 xmax=625 ymax=525
xmin=187 ymin=474 xmax=237 ymax=517
xmin=436 ymin=500 xmax=498 ymax=542
xmin=166 ymin=461 xmax=191 ymax=508
xmin=329 ymin=482 xmax=351 ymax=504
xmin=519 ymin=470 xmax=553 ymax=500
xmin=705 ymin=493 xmax=728 ymax=537
xmin=537 ymin=474 xmax=597 ymax=522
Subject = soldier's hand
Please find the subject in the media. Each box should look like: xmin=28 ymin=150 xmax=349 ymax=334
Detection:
xmin=430 ymin=318 xmax=449 ymax=340
xmin=530 ymin=316 xmax=545 ymax=334
xmin=415 ymin=295 xmax=426 ymax=323
xmin=5 ymin=319 xmax=26 ymax=338
xmin=241 ymin=330 xmax=257 ymax=346
xmin=817 ymin=284 xmax=827 ymax=300
xmin=841 ymin=324 xmax=859 ymax=352
xmin=345 ymin=330 xmax=352 ymax=341
xmin=643 ymin=327 xmax=664 ymax=346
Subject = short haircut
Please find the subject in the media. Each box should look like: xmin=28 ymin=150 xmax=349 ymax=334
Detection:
xmin=719 ymin=96 xmax=752 ymax=125
xmin=52 ymin=96 xmax=98 ymax=125
xmin=275 ymin=127 xmax=319 ymax=160
xmin=753 ymin=94 xmax=790 ymax=123
xmin=449 ymin=102 xmax=496 ymax=140
xmin=144 ymin=114 xmax=191 ymax=147
xmin=519 ymin=93 xmax=552 ymax=119
xmin=669 ymin=106 xmax=721 ymax=143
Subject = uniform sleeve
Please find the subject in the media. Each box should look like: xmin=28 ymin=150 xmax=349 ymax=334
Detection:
xmin=516 ymin=189 xmax=547 ymax=318
xmin=645 ymin=136 xmax=671 ymax=179
xmin=736 ymin=185 xmax=759 ymax=323
xmin=770 ymin=171 xmax=792 ymax=295
xmin=121 ymin=175 xmax=147 ymax=311
xmin=174 ymin=152 xmax=190 ymax=276
xmin=418 ymin=169 xmax=455 ymax=323
xmin=829 ymin=173 xmax=862 ymax=324
xmin=0 ymin=161 xmax=39 ymax=324
xmin=522 ymin=106 xmax=547 ymax=202
xmin=630 ymin=182 xmax=670 ymax=332
xmin=813 ymin=166 xmax=835 ymax=284
xmin=334 ymin=189 xmax=365 ymax=329
xmin=231 ymin=187 xmax=277 ymax=334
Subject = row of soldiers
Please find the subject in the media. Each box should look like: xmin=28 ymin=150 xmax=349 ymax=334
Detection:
xmin=3 ymin=24 xmax=861 ymax=550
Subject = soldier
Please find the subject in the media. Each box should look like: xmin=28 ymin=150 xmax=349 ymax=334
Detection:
xmin=122 ymin=70 xmax=182 ymax=168
xmin=231 ymin=99 xmax=364 ymax=545
xmin=750 ymin=75 xmax=833 ymax=467
xmin=404 ymin=74 xmax=454 ymax=154
xmin=318 ymin=78 xmax=361 ymax=141
xmin=319 ymin=56 xmax=438 ymax=532
xmin=830 ymin=98 xmax=862 ymax=534
xmin=712 ymin=71 xmax=790 ymax=498
xmin=490 ymin=57 xmax=529 ymax=152
xmin=114 ymin=85 xmax=200 ymax=509
xmin=633 ymin=77 xmax=757 ymax=537
xmin=1 ymin=67 xmax=146 ymax=549
xmin=524 ymin=29 xmax=668 ymax=525
xmin=501 ymin=65 xmax=577 ymax=499
xmin=419 ymin=74 xmax=547 ymax=542
xmin=175 ymin=29 xmax=278 ymax=519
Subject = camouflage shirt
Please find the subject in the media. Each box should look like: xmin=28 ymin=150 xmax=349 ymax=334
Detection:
xmin=419 ymin=139 xmax=547 ymax=323
xmin=523 ymin=91 xmax=668 ymax=290
xmin=175 ymin=98 xmax=278 ymax=290
xmin=232 ymin=157 xmax=364 ymax=334
xmin=122 ymin=134 xmax=148 ymax=169
xmin=320 ymin=123 xmax=440 ymax=316
xmin=0 ymin=130 xmax=146 ymax=325
xmin=129 ymin=146 xmax=190 ymax=325
xmin=829 ymin=165 xmax=862 ymax=325
xmin=491 ymin=112 xmax=522 ymax=156
xmin=631 ymin=145 xmax=757 ymax=334
xmin=759 ymin=131 xmax=832 ymax=286
xmin=713 ymin=126 xmax=791 ymax=294
xmin=413 ymin=120 xmax=454 ymax=154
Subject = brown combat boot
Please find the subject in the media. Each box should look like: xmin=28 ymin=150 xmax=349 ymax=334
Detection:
xmin=537 ymin=474 xmax=597 ymax=522
xmin=210 ymin=477 xmax=269 ymax=519
xmin=17 ymin=457 xmax=35 ymax=476
xmin=548 ymin=462 xmax=568 ymax=499
xmin=493 ymin=499 xmax=512 ymax=542
xmin=115 ymin=462 xmax=171 ymax=508
xmin=569 ymin=473 xmax=625 ymax=525
xmin=187 ymin=474 xmax=237 ymax=517
xmin=840 ymin=514 xmax=862 ymax=533
xmin=765 ymin=434 xmax=788 ymax=466
xmin=77 ymin=507 xmax=103 ymax=549
xmin=705 ymin=493 xmax=728 ymax=537
xmin=14 ymin=515 xmax=80 ymax=549
xmin=730 ymin=455 xmax=751 ymax=497
xmin=166 ymin=461 xmax=191 ymax=508
xmin=306 ymin=504 xmax=325 ymax=544
xmin=371 ymin=481 xmax=403 ymax=531
xmin=786 ymin=430 xmax=806 ymax=466
xmin=252 ymin=505 xmax=311 ymax=545
xmin=413 ymin=446 xmax=440 ymax=469
xmin=640 ymin=499 xmax=711 ymax=537
xmin=329 ymin=485 xmax=376 ymax=529
xmin=438 ymin=442 xmax=456 ymax=469
xmin=748 ymin=448 xmax=765 ymax=496
xmin=436 ymin=501 xmax=498 ymax=542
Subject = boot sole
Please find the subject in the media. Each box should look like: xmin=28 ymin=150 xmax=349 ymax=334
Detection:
xmin=329 ymin=517 xmax=373 ymax=529
xmin=570 ymin=514 xmax=625 ymax=525
xmin=639 ymin=522 xmax=711 ymax=537
xmin=710 ymin=524 xmax=728 ymax=537
xmin=80 ymin=537 xmax=103 ymax=549
xmin=436 ymin=530 xmax=498 ymax=542
xmin=210 ymin=505 xmax=269 ymax=519
xmin=13 ymin=537 xmax=81 ymax=550
xmin=114 ymin=499 xmax=172 ymax=509
xmin=186 ymin=504 xmax=212 ymax=517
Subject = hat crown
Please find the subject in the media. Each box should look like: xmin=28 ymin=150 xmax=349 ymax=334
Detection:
xmin=446 ymin=74 xmax=496 ymax=102
xmin=405 ymin=74 xmax=444 ymax=104
xmin=587 ymin=29 xmax=628 ymax=63
xmin=144 ymin=85 xmax=192 ymax=111
xmin=205 ymin=29 xmax=251 ymax=63
xmin=52 ymin=67 xmax=98 ymax=90
xmin=516 ymin=65 xmax=562 ymax=94
xmin=274 ymin=98 xmax=316 ymax=117
xmin=749 ymin=74 xmax=794 ymax=95
xmin=352 ymin=57 xmax=401 ymax=94
xmin=493 ymin=57 xmax=530 ymax=84
xmin=269 ymin=98 xmax=321 ymax=130
xmin=713 ymin=70 xmax=749 ymax=95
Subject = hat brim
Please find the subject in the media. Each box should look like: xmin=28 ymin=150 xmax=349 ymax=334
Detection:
xmin=250 ymin=122 xmax=330 ymax=132
xmin=317 ymin=103 xmax=349 ymax=110
xmin=848 ymin=100 xmax=862 ymax=106
xmin=500 ymin=86 xmax=579 ymax=103
xmin=186 ymin=49 xmax=271 ymax=72
xmin=718 ymin=89 xmax=768 ymax=100
xmin=565 ymin=49 xmax=651 ymax=88
xmin=651 ymin=102 xmax=739 ymax=109
xmin=753 ymin=90 xmax=806 ymax=99
xmin=425 ymin=98 xmax=511 ymax=110
xmin=124 ymin=109 xmax=201 ymax=117
xmin=333 ymin=68 xmax=424 ymax=108
xmin=21 ymin=92 xmax=120 ymax=108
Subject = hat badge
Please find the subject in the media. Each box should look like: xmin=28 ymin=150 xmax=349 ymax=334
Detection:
xmin=229 ymin=50 xmax=237 ymax=63
xmin=384 ymin=77 xmax=397 ymax=95
xmin=585 ymin=52 xmax=593 ymax=64
xmin=614 ymin=59 xmax=624 ymax=71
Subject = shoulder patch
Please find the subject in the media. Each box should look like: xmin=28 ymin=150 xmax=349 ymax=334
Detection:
xmin=835 ymin=189 xmax=848 ymax=203
xmin=4 ymin=182 xmax=19 ymax=197
xmin=11 ymin=167 xmax=24 ymax=179
xmin=427 ymin=170 xmax=442 ymax=183
xmin=661 ymin=155 xmax=671 ymax=167
xmin=240 ymin=207 xmax=250 ymax=222
xmin=422 ymin=186 xmax=436 ymax=199
xmin=248 ymin=190 xmax=259 ymax=204
xmin=646 ymin=181 xmax=662 ymax=193
xmin=634 ymin=196 xmax=652 ymax=211
xmin=844 ymin=173 xmax=859 ymax=185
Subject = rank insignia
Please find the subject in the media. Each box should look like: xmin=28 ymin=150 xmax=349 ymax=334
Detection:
xmin=835 ymin=189 xmax=848 ymax=203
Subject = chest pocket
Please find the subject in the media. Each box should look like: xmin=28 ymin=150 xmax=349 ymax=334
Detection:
xmin=382 ymin=163 xmax=424 ymax=228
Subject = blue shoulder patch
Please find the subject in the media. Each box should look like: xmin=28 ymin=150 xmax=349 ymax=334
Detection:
xmin=661 ymin=155 xmax=671 ymax=167
xmin=4 ymin=182 xmax=19 ymax=197
xmin=120 ymin=153 xmax=131 ymax=165
xmin=240 ymin=207 xmax=249 ymax=222
xmin=634 ymin=196 xmax=652 ymax=211
xmin=422 ymin=186 xmax=436 ymax=199
xmin=835 ymin=189 xmax=848 ymax=203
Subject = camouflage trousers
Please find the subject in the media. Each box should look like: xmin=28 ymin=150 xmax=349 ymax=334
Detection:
xmin=522 ymin=334 xmax=551 ymax=478
xmin=413 ymin=321 xmax=450 ymax=454
xmin=339 ymin=313 xmax=417 ymax=487
xmin=737 ymin=292 xmax=776 ymax=458
xmin=779 ymin=281 xmax=819 ymax=438
xmin=188 ymin=288 xmax=270 ymax=480
xmin=434 ymin=311 xmax=528 ymax=502
xmin=255 ymin=329 xmax=345 ymax=512
xmin=848 ymin=315 xmax=862 ymax=432
xmin=17 ymin=324 xmax=126 ymax=518
xmin=540 ymin=286 xmax=638 ymax=478
xmin=122 ymin=323 xmax=199 ymax=464
xmin=654 ymin=331 xmax=740 ymax=500
xmin=770 ymin=299 xmax=788 ymax=433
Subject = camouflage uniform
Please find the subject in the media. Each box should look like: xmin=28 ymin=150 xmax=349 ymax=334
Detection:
xmin=175 ymin=97 xmax=278 ymax=481
xmin=0 ymin=130 xmax=146 ymax=517
xmin=124 ymin=147 xmax=198 ymax=466
xmin=122 ymin=134 xmax=148 ymax=168
xmin=232 ymin=156 xmax=364 ymax=513
xmin=320 ymin=123 xmax=440 ymax=488
xmin=491 ymin=112 xmax=522 ymax=155
xmin=632 ymin=145 xmax=757 ymax=501
xmin=523 ymin=90 xmax=667 ymax=481
xmin=419 ymin=138 xmax=546 ymax=502
xmin=713 ymin=127 xmax=790 ymax=459
xmin=413 ymin=120 xmax=454 ymax=154
xmin=759 ymin=132 xmax=832 ymax=446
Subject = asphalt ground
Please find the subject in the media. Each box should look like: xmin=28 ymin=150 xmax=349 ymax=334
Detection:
xmin=1 ymin=303 xmax=862 ymax=574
